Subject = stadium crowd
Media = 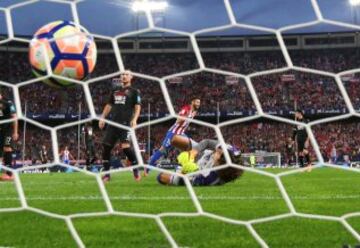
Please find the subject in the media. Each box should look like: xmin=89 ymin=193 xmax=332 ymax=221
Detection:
xmin=252 ymin=72 xmax=348 ymax=115
xmin=0 ymin=45 xmax=359 ymax=168
xmin=0 ymin=48 xmax=359 ymax=118
xmin=313 ymin=121 xmax=360 ymax=165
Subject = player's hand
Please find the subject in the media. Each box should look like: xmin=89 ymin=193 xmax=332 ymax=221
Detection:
xmin=177 ymin=151 xmax=198 ymax=174
xmin=130 ymin=120 xmax=137 ymax=128
xmin=12 ymin=132 xmax=19 ymax=141
xmin=99 ymin=119 xmax=105 ymax=129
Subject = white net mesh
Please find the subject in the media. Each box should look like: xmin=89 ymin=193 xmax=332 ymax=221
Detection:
xmin=0 ymin=0 xmax=360 ymax=247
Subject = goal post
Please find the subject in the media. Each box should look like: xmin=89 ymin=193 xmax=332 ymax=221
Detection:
xmin=241 ymin=152 xmax=281 ymax=168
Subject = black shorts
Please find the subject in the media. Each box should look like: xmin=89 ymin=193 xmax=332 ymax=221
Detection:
xmin=102 ymin=126 xmax=130 ymax=147
xmin=0 ymin=124 xmax=13 ymax=152
xmin=297 ymin=139 xmax=307 ymax=151
xmin=85 ymin=142 xmax=95 ymax=156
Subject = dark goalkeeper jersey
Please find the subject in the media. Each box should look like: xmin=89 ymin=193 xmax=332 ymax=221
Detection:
xmin=107 ymin=86 xmax=141 ymax=124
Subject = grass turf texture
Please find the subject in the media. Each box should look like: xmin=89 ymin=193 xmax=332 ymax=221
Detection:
xmin=254 ymin=217 xmax=358 ymax=248
xmin=105 ymin=171 xmax=197 ymax=214
xmin=194 ymin=171 xmax=289 ymax=220
xmin=281 ymin=167 xmax=360 ymax=216
xmin=0 ymin=210 xmax=76 ymax=248
xmin=162 ymin=216 xmax=260 ymax=248
xmin=0 ymin=167 xmax=358 ymax=247
xmin=20 ymin=172 xmax=107 ymax=215
xmin=0 ymin=180 xmax=20 ymax=208
xmin=73 ymin=215 xmax=170 ymax=247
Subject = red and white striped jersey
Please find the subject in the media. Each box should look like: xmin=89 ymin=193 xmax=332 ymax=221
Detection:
xmin=169 ymin=105 xmax=197 ymax=135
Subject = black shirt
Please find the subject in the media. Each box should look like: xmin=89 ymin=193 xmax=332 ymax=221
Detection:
xmin=82 ymin=126 xmax=94 ymax=144
xmin=107 ymin=86 xmax=141 ymax=124
xmin=293 ymin=118 xmax=308 ymax=141
xmin=0 ymin=99 xmax=15 ymax=120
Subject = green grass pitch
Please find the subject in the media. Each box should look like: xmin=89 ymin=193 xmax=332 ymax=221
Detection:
xmin=0 ymin=167 xmax=359 ymax=247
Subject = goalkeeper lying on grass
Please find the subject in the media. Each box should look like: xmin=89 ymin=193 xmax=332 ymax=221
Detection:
xmin=157 ymin=135 xmax=243 ymax=186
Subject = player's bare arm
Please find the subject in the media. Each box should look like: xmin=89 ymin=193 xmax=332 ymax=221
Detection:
xmin=99 ymin=104 xmax=112 ymax=129
xmin=130 ymin=104 xmax=141 ymax=128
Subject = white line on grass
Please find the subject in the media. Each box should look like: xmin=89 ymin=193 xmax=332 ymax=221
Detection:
xmin=0 ymin=194 xmax=359 ymax=201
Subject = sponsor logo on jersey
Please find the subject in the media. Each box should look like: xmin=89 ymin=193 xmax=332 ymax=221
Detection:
xmin=114 ymin=91 xmax=126 ymax=104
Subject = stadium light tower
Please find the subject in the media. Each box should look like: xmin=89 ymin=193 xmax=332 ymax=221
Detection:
xmin=132 ymin=1 xmax=168 ymax=12
xmin=350 ymin=0 xmax=360 ymax=25
xmin=350 ymin=0 xmax=360 ymax=6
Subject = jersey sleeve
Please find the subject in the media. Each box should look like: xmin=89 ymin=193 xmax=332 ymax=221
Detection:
xmin=133 ymin=89 xmax=141 ymax=105
xmin=8 ymin=101 xmax=16 ymax=115
xmin=106 ymin=91 xmax=114 ymax=105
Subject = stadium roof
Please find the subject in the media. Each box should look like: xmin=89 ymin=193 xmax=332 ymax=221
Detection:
xmin=0 ymin=0 xmax=359 ymax=37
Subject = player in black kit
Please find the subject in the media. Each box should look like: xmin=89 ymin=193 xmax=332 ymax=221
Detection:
xmin=99 ymin=70 xmax=141 ymax=182
xmin=0 ymin=91 xmax=18 ymax=181
xmin=40 ymin=145 xmax=49 ymax=164
xmin=82 ymin=122 xmax=96 ymax=169
xmin=292 ymin=110 xmax=311 ymax=168
xmin=285 ymin=137 xmax=294 ymax=166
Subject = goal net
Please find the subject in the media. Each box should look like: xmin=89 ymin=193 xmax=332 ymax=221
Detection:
xmin=0 ymin=0 xmax=359 ymax=247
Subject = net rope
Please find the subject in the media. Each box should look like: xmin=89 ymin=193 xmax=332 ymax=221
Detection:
xmin=0 ymin=0 xmax=359 ymax=247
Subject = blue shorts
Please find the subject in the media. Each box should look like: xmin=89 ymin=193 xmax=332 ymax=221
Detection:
xmin=161 ymin=131 xmax=187 ymax=150
xmin=63 ymin=159 xmax=70 ymax=165
xmin=191 ymin=171 xmax=222 ymax=186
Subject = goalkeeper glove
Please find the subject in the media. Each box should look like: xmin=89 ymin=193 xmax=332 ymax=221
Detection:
xmin=177 ymin=151 xmax=199 ymax=174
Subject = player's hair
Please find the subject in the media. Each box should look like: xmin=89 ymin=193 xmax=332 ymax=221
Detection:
xmin=216 ymin=149 xmax=243 ymax=184
xmin=295 ymin=109 xmax=304 ymax=115
xmin=191 ymin=96 xmax=200 ymax=101
xmin=217 ymin=167 xmax=244 ymax=184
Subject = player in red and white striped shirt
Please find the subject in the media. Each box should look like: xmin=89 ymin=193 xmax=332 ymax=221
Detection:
xmin=147 ymin=97 xmax=201 ymax=174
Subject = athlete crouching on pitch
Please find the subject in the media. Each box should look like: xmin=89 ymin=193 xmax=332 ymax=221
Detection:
xmin=157 ymin=135 xmax=243 ymax=186
xmin=0 ymin=91 xmax=18 ymax=181
xmin=99 ymin=70 xmax=141 ymax=182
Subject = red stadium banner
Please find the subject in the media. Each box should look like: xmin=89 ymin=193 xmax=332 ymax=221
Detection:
xmin=225 ymin=75 xmax=239 ymax=85
xmin=280 ymin=74 xmax=295 ymax=82
xmin=168 ymin=76 xmax=183 ymax=84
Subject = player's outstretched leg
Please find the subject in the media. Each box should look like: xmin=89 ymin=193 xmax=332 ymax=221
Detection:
xmin=145 ymin=147 xmax=166 ymax=176
xmin=101 ymin=144 xmax=112 ymax=182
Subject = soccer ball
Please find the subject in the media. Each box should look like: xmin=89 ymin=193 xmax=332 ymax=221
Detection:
xmin=29 ymin=20 xmax=97 ymax=87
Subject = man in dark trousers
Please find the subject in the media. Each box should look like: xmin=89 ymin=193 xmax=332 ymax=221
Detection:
xmin=99 ymin=70 xmax=141 ymax=182
xmin=0 ymin=90 xmax=18 ymax=181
